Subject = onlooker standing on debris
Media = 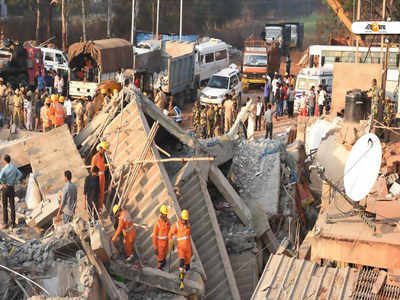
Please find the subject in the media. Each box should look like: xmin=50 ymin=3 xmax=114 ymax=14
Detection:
xmin=64 ymin=96 xmax=73 ymax=132
xmin=83 ymin=166 xmax=100 ymax=219
xmin=0 ymin=154 xmax=22 ymax=229
xmin=153 ymin=205 xmax=171 ymax=270
xmin=317 ymin=85 xmax=326 ymax=116
xmin=112 ymin=204 xmax=136 ymax=261
xmin=255 ymin=96 xmax=263 ymax=131
xmin=287 ymin=84 xmax=295 ymax=118
xmin=276 ymin=84 xmax=283 ymax=117
xmin=57 ymin=170 xmax=77 ymax=224
xmin=272 ymin=73 xmax=280 ymax=102
xmin=264 ymin=104 xmax=277 ymax=139
xmin=91 ymin=142 xmax=107 ymax=211
xmin=169 ymin=209 xmax=192 ymax=272
xmin=308 ymin=87 xmax=316 ymax=117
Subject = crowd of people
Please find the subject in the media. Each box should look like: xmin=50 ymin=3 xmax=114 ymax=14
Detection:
xmin=297 ymin=84 xmax=330 ymax=117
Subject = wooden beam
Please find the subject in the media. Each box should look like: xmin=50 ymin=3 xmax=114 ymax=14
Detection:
xmin=108 ymin=262 xmax=205 ymax=297
xmin=208 ymin=163 xmax=253 ymax=227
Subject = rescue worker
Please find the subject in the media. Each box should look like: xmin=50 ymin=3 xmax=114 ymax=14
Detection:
xmin=41 ymin=97 xmax=52 ymax=132
xmin=223 ymin=94 xmax=234 ymax=133
xmin=368 ymin=78 xmax=381 ymax=120
xmin=112 ymin=204 xmax=136 ymax=262
xmin=169 ymin=209 xmax=192 ymax=287
xmin=49 ymin=94 xmax=58 ymax=127
xmin=13 ymin=89 xmax=23 ymax=129
xmin=75 ymin=98 xmax=84 ymax=133
xmin=206 ymin=104 xmax=215 ymax=138
xmin=153 ymin=205 xmax=171 ymax=270
xmin=191 ymin=102 xmax=200 ymax=135
xmin=199 ymin=106 xmax=207 ymax=139
xmin=53 ymin=95 xmax=66 ymax=127
xmin=154 ymin=88 xmax=167 ymax=111
xmin=91 ymin=141 xmax=107 ymax=210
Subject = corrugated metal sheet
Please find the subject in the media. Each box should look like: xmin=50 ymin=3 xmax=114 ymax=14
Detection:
xmin=175 ymin=165 xmax=241 ymax=300
xmin=102 ymin=97 xmax=205 ymax=275
xmin=251 ymin=254 xmax=359 ymax=300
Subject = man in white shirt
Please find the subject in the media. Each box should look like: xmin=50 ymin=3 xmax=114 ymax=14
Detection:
xmin=271 ymin=74 xmax=280 ymax=100
xmin=317 ymin=85 xmax=326 ymax=116
xmin=64 ymin=96 xmax=73 ymax=132
xmin=255 ymin=96 xmax=263 ymax=131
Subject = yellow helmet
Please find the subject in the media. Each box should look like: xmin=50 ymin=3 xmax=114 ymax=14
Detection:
xmin=101 ymin=88 xmax=107 ymax=94
xmin=143 ymin=92 xmax=148 ymax=97
xmin=45 ymin=97 xmax=51 ymax=104
xmin=112 ymin=204 xmax=120 ymax=215
xmin=59 ymin=96 xmax=64 ymax=103
xmin=160 ymin=205 xmax=168 ymax=215
xmin=113 ymin=89 xmax=119 ymax=95
xmin=181 ymin=209 xmax=189 ymax=220
xmin=51 ymin=94 xmax=58 ymax=102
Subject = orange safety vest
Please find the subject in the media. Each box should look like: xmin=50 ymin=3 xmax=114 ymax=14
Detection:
xmin=91 ymin=152 xmax=106 ymax=174
xmin=153 ymin=217 xmax=171 ymax=249
xmin=41 ymin=106 xmax=51 ymax=128
xmin=112 ymin=210 xmax=135 ymax=242
xmin=169 ymin=220 xmax=191 ymax=250
xmin=54 ymin=103 xmax=65 ymax=126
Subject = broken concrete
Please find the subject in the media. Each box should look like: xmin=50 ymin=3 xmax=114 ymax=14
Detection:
xmin=90 ymin=223 xmax=112 ymax=264
xmin=27 ymin=194 xmax=59 ymax=228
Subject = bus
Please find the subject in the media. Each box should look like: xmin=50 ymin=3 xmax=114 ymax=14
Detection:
xmin=308 ymin=45 xmax=400 ymax=102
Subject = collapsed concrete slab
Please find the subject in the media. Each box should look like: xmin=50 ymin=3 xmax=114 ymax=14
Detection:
xmin=230 ymin=251 xmax=259 ymax=300
xmin=0 ymin=136 xmax=32 ymax=167
xmin=27 ymin=194 xmax=59 ymax=228
xmin=174 ymin=163 xmax=241 ymax=300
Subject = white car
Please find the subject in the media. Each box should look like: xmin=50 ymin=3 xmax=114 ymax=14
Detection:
xmin=39 ymin=47 xmax=69 ymax=74
xmin=200 ymin=66 xmax=241 ymax=105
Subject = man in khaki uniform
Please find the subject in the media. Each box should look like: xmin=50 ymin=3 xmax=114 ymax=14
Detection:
xmin=6 ymin=86 xmax=13 ymax=125
xmin=223 ymin=95 xmax=234 ymax=133
xmin=75 ymin=98 xmax=84 ymax=133
xmin=0 ymin=78 xmax=7 ymax=118
xmin=85 ymin=97 xmax=95 ymax=127
xmin=13 ymin=89 xmax=23 ymax=128
xmin=206 ymin=104 xmax=215 ymax=138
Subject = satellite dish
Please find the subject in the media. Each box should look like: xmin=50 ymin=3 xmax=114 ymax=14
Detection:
xmin=344 ymin=133 xmax=382 ymax=202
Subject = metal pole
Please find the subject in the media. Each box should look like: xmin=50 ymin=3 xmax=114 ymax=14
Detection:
xmin=156 ymin=0 xmax=160 ymax=39
xmin=355 ymin=0 xmax=361 ymax=63
xmin=380 ymin=0 xmax=387 ymax=69
xmin=107 ymin=0 xmax=112 ymax=38
xmin=82 ymin=0 xmax=86 ymax=42
xmin=130 ymin=0 xmax=135 ymax=44
xmin=179 ymin=0 xmax=183 ymax=40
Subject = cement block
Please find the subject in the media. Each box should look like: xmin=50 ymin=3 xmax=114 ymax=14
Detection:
xmin=90 ymin=223 xmax=112 ymax=264
xmin=29 ymin=194 xmax=60 ymax=228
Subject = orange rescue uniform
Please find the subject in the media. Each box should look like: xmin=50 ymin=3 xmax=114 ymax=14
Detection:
xmin=111 ymin=209 xmax=136 ymax=257
xmin=153 ymin=217 xmax=171 ymax=268
xmin=91 ymin=152 xmax=106 ymax=209
xmin=54 ymin=103 xmax=66 ymax=127
xmin=40 ymin=105 xmax=52 ymax=131
xmin=49 ymin=102 xmax=56 ymax=125
xmin=169 ymin=220 xmax=192 ymax=265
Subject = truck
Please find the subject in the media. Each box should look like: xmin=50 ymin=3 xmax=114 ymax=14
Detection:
xmin=67 ymin=38 xmax=133 ymax=98
xmin=264 ymin=22 xmax=304 ymax=50
xmin=0 ymin=40 xmax=44 ymax=87
xmin=241 ymin=39 xmax=280 ymax=92
xmin=155 ymin=41 xmax=195 ymax=108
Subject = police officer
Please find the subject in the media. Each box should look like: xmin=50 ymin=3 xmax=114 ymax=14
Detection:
xmin=206 ymin=104 xmax=215 ymax=138
xmin=383 ymin=96 xmax=395 ymax=142
xmin=231 ymin=90 xmax=239 ymax=114
xmin=191 ymin=101 xmax=200 ymax=135
xmin=368 ymin=78 xmax=381 ymax=120
xmin=199 ymin=106 xmax=207 ymax=139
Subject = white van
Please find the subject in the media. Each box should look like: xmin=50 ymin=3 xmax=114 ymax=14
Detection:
xmin=195 ymin=38 xmax=231 ymax=88
xmin=39 ymin=47 xmax=69 ymax=74
xmin=200 ymin=65 xmax=241 ymax=105
xmin=294 ymin=67 xmax=333 ymax=110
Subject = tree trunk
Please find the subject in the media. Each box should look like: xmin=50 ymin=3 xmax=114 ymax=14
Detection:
xmin=47 ymin=1 xmax=52 ymax=39
xmin=82 ymin=0 xmax=86 ymax=42
xmin=107 ymin=0 xmax=112 ymax=38
xmin=36 ymin=0 xmax=41 ymax=42
xmin=61 ymin=0 xmax=66 ymax=51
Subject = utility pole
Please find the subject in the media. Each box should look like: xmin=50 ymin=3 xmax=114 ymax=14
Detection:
xmin=82 ymin=0 xmax=86 ymax=42
xmin=156 ymin=0 xmax=160 ymax=39
xmin=355 ymin=0 xmax=361 ymax=63
xmin=107 ymin=0 xmax=112 ymax=38
xmin=36 ymin=0 xmax=40 ymax=42
xmin=61 ymin=0 xmax=66 ymax=51
xmin=130 ymin=0 xmax=135 ymax=44
xmin=179 ymin=0 xmax=183 ymax=40
xmin=380 ymin=0 xmax=386 ymax=69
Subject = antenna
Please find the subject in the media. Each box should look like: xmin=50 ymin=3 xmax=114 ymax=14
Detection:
xmin=310 ymin=133 xmax=382 ymax=233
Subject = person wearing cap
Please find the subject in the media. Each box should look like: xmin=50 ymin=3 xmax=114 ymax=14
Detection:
xmin=368 ymin=78 xmax=382 ymax=120
xmin=91 ymin=141 xmax=107 ymax=210
xmin=13 ymin=89 xmax=23 ymax=129
xmin=111 ymin=204 xmax=136 ymax=262
xmin=41 ymin=97 xmax=52 ymax=132
xmin=153 ymin=205 xmax=171 ymax=269
xmin=169 ymin=209 xmax=192 ymax=272
xmin=53 ymin=95 xmax=66 ymax=127
xmin=383 ymin=96 xmax=395 ymax=142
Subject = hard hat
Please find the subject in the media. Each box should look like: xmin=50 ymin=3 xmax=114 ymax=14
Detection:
xmin=101 ymin=88 xmax=107 ymax=94
xmin=45 ymin=97 xmax=51 ymax=104
xmin=160 ymin=205 xmax=168 ymax=215
xmin=112 ymin=204 xmax=120 ymax=215
xmin=98 ymin=141 xmax=108 ymax=150
xmin=181 ymin=209 xmax=189 ymax=220
xmin=51 ymin=94 xmax=58 ymax=102
xmin=59 ymin=96 xmax=64 ymax=103
xmin=143 ymin=92 xmax=148 ymax=97
xmin=285 ymin=72 xmax=289 ymax=76
xmin=113 ymin=89 xmax=119 ymax=95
